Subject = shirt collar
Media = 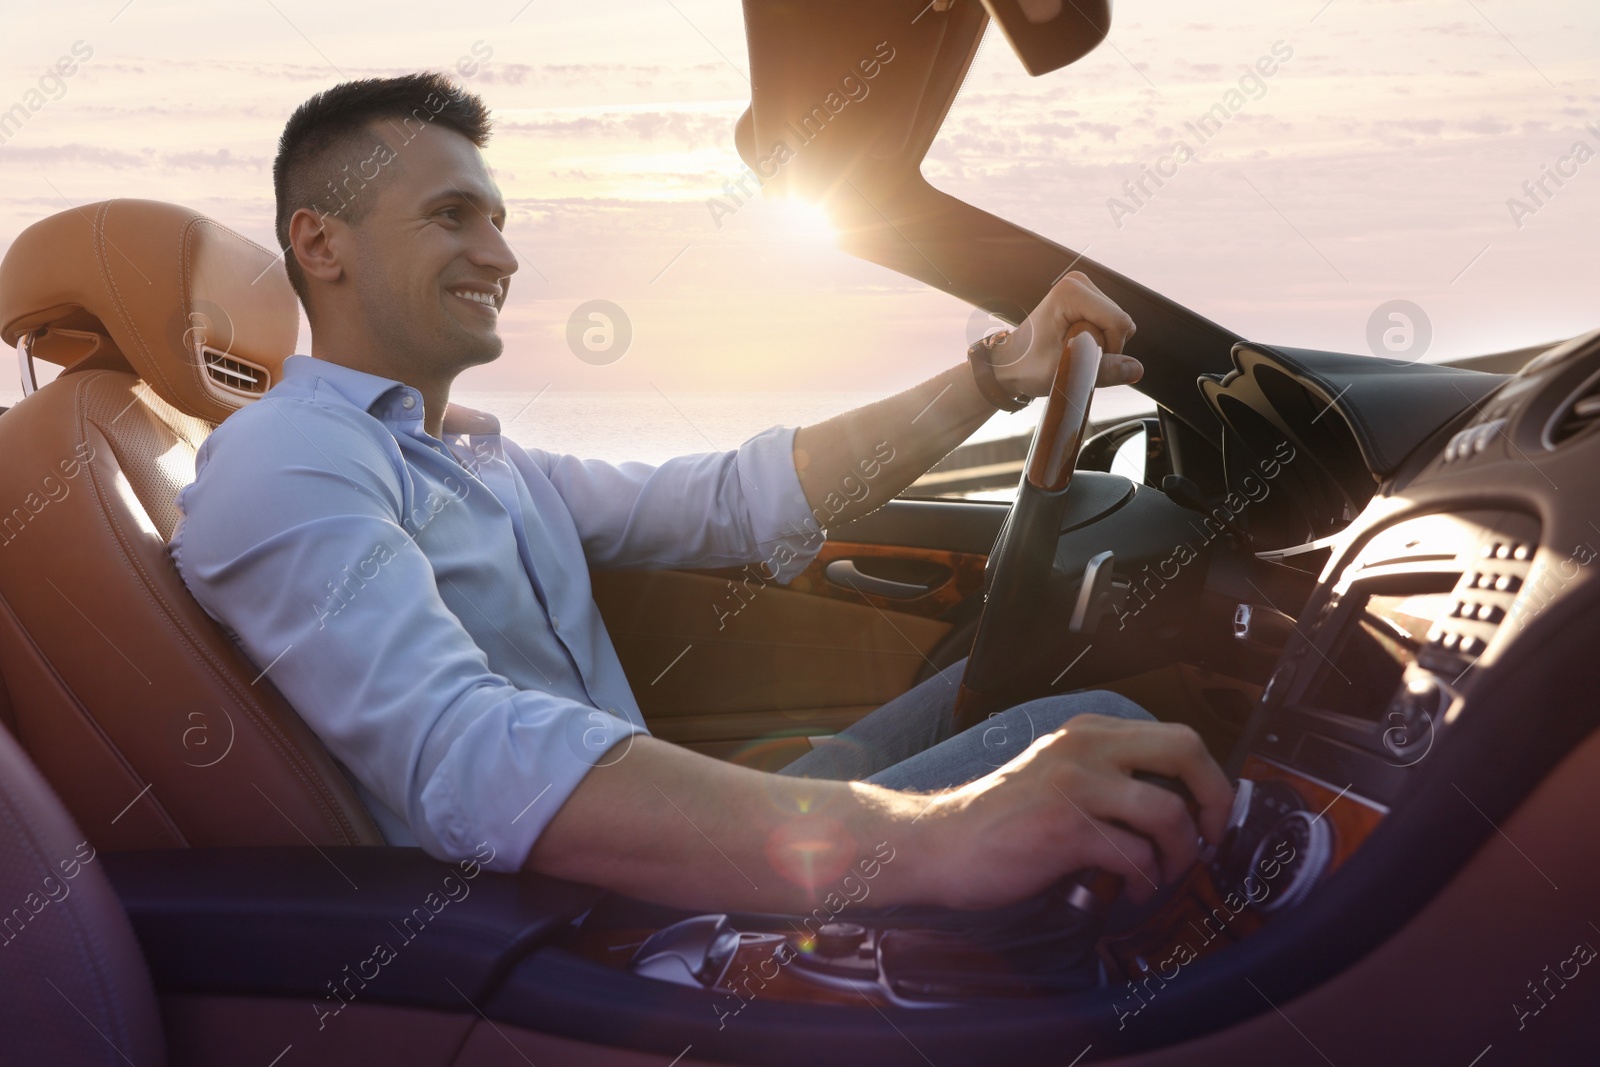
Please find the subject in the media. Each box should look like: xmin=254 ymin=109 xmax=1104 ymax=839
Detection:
xmin=280 ymin=355 xmax=501 ymax=437
xmin=283 ymin=354 xmax=410 ymax=415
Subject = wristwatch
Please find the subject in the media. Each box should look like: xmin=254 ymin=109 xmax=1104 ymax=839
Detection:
xmin=967 ymin=330 xmax=1032 ymax=412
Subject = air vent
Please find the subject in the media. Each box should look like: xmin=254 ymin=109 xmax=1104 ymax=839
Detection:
xmin=201 ymin=347 xmax=269 ymax=397
xmin=1547 ymin=368 xmax=1600 ymax=446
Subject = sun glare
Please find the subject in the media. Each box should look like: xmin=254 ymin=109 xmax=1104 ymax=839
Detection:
xmin=769 ymin=197 xmax=837 ymax=243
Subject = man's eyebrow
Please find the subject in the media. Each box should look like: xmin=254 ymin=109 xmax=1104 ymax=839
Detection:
xmin=422 ymin=184 xmax=507 ymax=225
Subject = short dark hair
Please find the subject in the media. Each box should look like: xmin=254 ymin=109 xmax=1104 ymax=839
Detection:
xmin=272 ymin=72 xmax=492 ymax=310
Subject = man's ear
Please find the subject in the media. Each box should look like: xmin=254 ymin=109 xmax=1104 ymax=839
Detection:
xmin=288 ymin=205 xmax=346 ymax=286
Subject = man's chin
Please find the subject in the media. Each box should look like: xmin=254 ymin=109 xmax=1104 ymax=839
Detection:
xmin=443 ymin=326 xmax=505 ymax=369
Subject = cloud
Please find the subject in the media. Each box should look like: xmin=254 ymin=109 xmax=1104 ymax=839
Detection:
xmin=162 ymin=147 xmax=268 ymax=170
xmin=498 ymin=109 xmax=732 ymax=146
xmin=0 ymin=143 xmax=266 ymax=170
xmin=472 ymin=63 xmax=534 ymax=86
xmin=0 ymin=143 xmax=147 ymax=167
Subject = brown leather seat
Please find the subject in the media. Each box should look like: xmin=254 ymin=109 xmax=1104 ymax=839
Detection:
xmin=0 ymin=198 xmax=380 ymax=851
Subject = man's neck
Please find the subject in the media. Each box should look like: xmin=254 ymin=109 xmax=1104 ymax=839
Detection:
xmin=309 ymin=342 xmax=454 ymax=439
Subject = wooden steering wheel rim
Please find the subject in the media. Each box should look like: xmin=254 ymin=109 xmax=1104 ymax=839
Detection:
xmin=1026 ymin=332 xmax=1103 ymax=493
xmin=952 ymin=334 xmax=1103 ymax=733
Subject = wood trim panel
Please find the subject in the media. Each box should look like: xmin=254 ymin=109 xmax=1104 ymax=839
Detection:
xmin=1239 ymin=755 xmax=1387 ymax=873
xmin=1098 ymin=756 xmax=1386 ymax=986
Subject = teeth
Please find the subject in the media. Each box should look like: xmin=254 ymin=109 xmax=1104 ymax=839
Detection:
xmin=452 ymin=289 xmax=498 ymax=308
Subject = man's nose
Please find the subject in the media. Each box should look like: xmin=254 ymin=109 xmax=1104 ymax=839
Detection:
xmin=472 ymin=222 xmax=518 ymax=279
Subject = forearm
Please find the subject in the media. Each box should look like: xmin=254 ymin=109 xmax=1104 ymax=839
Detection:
xmin=525 ymin=735 xmax=942 ymax=912
xmin=792 ymin=362 xmax=998 ymax=528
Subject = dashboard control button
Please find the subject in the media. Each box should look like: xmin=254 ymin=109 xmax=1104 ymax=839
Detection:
xmin=1253 ymin=811 xmax=1334 ymax=913
xmin=1460 ymin=635 xmax=1485 ymax=656
xmin=1494 ymin=574 xmax=1521 ymax=592
xmin=1513 ymin=544 xmax=1532 ymax=561
xmin=1481 ymin=543 xmax=1499 ymax=558
xmin=1445 ymin=430 xmax=1473 ymax=462
xmin=1494 ymin=543 xmax=1513 ymax=559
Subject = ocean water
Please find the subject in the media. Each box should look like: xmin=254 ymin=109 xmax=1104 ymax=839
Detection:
xmin=1 ymin=371 xmax=1156 ymax=470
xmin=450 ymin=385 xmax=1156 ymax=466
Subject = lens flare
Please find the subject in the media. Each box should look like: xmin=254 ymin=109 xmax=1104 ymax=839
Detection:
xmin=770 ymin=197 xmax=836 ymax=243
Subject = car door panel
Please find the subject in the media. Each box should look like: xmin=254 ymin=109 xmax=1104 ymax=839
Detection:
xmin=590 ymin=500 xmax=1003 ymax=767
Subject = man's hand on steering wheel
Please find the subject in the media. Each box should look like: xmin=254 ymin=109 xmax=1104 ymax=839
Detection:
xmin=991 ymin=270 xmax=1144 ymax=399
xmin=925 ymin=267 xmax=1233 ymax=913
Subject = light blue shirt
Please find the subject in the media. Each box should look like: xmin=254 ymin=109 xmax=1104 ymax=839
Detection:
xmin=170 ymin=355 xmax=822 ymax=870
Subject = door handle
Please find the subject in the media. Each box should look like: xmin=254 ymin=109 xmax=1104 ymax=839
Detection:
xmin=823 ymin=559 xmax=937 ymax=600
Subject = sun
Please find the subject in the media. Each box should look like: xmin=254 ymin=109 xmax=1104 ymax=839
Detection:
xmin=768 ymin=196 xmax=837 ymax=243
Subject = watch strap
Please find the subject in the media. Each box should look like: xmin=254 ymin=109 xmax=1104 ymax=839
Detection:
xmin=967 ymin=331 xmax=1031 ymax=412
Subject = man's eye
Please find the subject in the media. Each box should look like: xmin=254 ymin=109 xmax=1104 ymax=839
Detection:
xmin=438 ymin=207 xmax=462 ymax=222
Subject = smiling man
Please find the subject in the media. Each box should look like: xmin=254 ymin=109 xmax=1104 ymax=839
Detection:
xmin=172 ymin=73 xmax=1232 ymax=915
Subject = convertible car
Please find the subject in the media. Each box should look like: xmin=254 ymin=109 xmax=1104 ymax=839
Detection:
xmin=1 ymin=2 xmax=1595 ymax=1064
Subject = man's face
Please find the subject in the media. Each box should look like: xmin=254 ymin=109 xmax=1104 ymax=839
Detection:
xmin=341 ymin=123 xmax=518 ymax=375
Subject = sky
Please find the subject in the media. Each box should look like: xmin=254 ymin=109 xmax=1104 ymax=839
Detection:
xmin=0 ymin=0 xmax=1596 ymax=410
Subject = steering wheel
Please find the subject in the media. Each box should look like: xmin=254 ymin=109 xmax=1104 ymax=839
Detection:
xmin=954 ymin=332 xmax=1103 ymax=734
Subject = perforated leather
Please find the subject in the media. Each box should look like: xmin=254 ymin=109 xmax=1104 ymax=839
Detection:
xmin=82 ymin=378 xmax=211 ymax=541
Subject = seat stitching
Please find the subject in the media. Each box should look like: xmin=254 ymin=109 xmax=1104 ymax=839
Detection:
xmin=75 ymin=376 xmax=365 ymax=843
xmin=91 ymin=201 xmax=170 ymax=411
xmin=71 ymin=373 xmax=372 ymax=845
xmin=0 ymin=590 xmax=189 ymax=848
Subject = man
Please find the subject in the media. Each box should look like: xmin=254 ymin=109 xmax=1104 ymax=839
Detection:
xmin=172 ymin=73 xmax=1233 ymax=917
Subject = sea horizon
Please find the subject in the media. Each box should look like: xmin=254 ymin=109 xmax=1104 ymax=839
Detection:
xmin=1 ymin=381 xmax=1155 ymax=468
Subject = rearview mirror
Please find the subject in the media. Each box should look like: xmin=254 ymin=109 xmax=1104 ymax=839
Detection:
xmin=978 ymin=0 xmax=1112 ymax=76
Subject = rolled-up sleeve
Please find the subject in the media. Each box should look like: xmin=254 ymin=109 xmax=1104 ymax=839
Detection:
xmin=514 ymin=425 xmax=823 ymax=581
xmin=170 ymin=400 xmax=643 ymax=871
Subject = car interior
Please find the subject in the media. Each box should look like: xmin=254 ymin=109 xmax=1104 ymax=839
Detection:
xmin=1 ymin=1 xmax=1597 ymax=1064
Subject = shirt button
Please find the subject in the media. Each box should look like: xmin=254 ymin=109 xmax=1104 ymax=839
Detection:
xmin=401 ymin=395 xmax=416 ymax=410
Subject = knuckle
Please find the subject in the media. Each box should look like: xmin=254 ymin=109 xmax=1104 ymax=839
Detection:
xmin=1169 ymin=723 xmax=1205 ymax=752
xmin=1155 ymin=792 xmax=1188 ymax=830
xmin=1059 ymin=720 xmax=1104 ymax=750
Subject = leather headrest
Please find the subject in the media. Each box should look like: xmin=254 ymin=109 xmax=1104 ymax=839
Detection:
xmin=0 ymin=198 xmax=298 ymax=423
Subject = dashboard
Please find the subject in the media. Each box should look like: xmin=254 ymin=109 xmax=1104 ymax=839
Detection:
xmin=1140 ymin=326 xmax=1600 ymax=969
xmin=564 ymin=327 xmax=1600 ymax=1053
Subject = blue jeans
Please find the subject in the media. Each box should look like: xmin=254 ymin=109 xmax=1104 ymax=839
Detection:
xmin=778 ymin=658 xmax=1153 ymax=791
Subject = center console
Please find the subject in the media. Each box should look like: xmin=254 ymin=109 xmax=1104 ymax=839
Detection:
xmin=576 ymin=507 xmax=1547 ymax=1010
xmin=558 ymin=331 xmax=1600 ymax=1046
